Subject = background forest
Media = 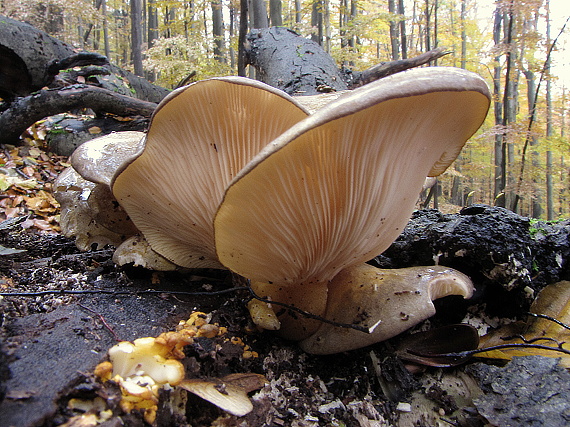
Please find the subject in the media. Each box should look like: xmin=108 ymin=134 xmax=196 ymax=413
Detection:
xmin=1 ymin=0 xmax=568 ymax=219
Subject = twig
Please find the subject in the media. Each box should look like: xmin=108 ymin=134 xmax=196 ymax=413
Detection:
xmin=79 ymin=303 xmax=121 ymax=342
xmin=0 ymin=287 xmax=249 ymax=298
xmin=527 ymin=312 xmax=570 ymax=330
xmin=3 ymin=283 xmax=373 ymax=334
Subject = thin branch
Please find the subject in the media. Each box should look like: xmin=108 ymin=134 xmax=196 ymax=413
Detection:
xmin=350 ymin=47 xmax=451 ymax=88
xmin=0 ymin=85 xmax=157 ymax=145
xmin=0 ymin=287 xmax=249 ymax=298
xmin=2 ymin=283 xmax=372 ymax=334
xmin=79 ymin=303 xmax=121 ymax=341
xmin=527 ymin=312 xmax=570 ymax=330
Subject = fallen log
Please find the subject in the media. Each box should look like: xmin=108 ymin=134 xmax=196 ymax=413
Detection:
xmin=0 ymin=85 xmax=156 ymax=146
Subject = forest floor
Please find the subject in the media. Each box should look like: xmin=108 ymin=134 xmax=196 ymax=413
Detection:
xmin=0 ymin=138 xmax=569 ymax=427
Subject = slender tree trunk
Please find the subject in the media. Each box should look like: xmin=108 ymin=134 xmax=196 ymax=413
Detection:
xmin=311 ymin=0 xmax=323 ymax=45
xmin=102 ymin=0 xmax=110 ymax=59
xmin=492 ymin=8 xmax=505 ymax=207
xmin=251 ymin=0 xmax=269 ymax=28
xmin=130 ymin=0 xmax=144 ymax=76
xmin=502 ymin=6 xmax=515 ymax=211
xmin=460 ymin=0 xmax=466 ymax=69
xmin=545 ymin=0 xmax=554 ymax=220
xmin=388 ymin=0 xmax=400 ymax=60
xmin=525 ymin=69 xmax=543 ymax=218
xmin=425 ymin=0 xmax=431 ymax=52
xmin=269 ymin=0 xmax=283 ymax=26
xmin=398 ymin=0 xmax=407 ymax=59
xmin=211 ymin=0 xmax=226 ymax=62
xmin=238 ymin=0 xmax=249 ymax=76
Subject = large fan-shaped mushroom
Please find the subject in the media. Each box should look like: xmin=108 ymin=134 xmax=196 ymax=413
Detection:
xmin=214 ymin=67 xmax=490 ymax=353
xmin=58 ymin=69 xmax=490 ymax=354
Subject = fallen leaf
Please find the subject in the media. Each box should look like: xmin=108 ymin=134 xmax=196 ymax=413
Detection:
xmin=478 ymin=281 xmax=570 ymax=367
xmin=179 ymin=373 xmax=266 ymax=417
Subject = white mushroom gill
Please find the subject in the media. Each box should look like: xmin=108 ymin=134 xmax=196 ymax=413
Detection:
xmin=111 ymin=77 xmax=309 ymax=269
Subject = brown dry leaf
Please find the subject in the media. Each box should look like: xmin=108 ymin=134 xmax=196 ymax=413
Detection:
xmin=478 ymin=281 xmax=570 ymax=368
xmin=88 ymin=126 xmax=102 ymax=135
xmin=179 ymin=373 xmax=267 ymax=417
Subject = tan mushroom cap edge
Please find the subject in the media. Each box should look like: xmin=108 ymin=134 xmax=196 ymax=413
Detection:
xmin=71 ymin=131 xmax=146 ymax=187
xmin=111 ymin=77 xmax=310 ymax=269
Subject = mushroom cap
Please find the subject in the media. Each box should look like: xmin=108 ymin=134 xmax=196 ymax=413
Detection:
xmin=54 ymin=167 xmax=135 ymax=250
xmin=215 ymin=67 xmax=490 ymax=285
xmin=112 ymin=77 xmax=309 ymax=268
xmin=70 ymin=131 xmax=146 ymax=187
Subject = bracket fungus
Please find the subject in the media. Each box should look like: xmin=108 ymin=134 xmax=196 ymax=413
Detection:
xmin=59 ymin=68 xmax=490 ymax=354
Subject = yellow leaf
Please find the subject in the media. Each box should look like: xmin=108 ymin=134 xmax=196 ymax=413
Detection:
xmin=88 ymin=127 xmax=102 ymax=135
xmin=478 ymin=281 xmax=570 ymax=368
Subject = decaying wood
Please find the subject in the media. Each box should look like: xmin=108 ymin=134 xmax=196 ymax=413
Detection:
xmin=0 ymin=15 xmax=169 ymax=103
xmin=0 ymin=85 xmax=156 ymax=145
xmin=245 ymin=27 xmax=348 ymax=95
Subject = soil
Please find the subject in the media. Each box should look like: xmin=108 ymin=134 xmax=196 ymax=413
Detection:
xmin=0 ymin=208 xmax=568 ymax=427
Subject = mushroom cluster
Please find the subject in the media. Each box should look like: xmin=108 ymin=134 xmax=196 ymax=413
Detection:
xmin=56 ymin=67 xmax=491 ymax=354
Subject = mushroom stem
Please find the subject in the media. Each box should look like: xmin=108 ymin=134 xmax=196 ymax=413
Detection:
xmin=249 ymin=279 xmax=329 ymax=341
xmin=248 ymin=263 xmax=474 ymax=354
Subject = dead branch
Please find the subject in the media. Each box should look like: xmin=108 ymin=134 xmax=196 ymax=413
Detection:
xmin=350 ymin=47 xmax=452 ymax=88
xmin=0 ymin=85 xmax=157 ymax=145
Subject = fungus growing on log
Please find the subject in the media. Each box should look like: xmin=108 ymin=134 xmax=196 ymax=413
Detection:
xmin=58 ymin=68 xmax=491 ymax=354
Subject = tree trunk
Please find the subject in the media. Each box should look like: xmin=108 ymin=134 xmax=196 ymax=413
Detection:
xmin=251 ymin=0 xmax=269 ymax=29
xmin=460 ymin=0 xmax=467 ymax=68
xmin=492 ymin=8 xmax=505 ymax=207
xmin=238 ymin=0 xmax=249 ymax=76
xmin=269 ymin=0 xmax=283 ymax=26
xmin=211 ymin=0 xmax=226 ymax=62
xmin=311 ymin=0 xmax=323 ymax=45
xmin=545 ymin=0 xmax=554 ymax=220
xmin=130 ymin=0 xmax=144 ymax=77
xmin=388 ymin=0 xmax=400 ymax=60
xmin=398 ymin=0 xmax=407 ymax=59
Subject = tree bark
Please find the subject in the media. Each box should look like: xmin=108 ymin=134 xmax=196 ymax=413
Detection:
xmin=212 ymin=0 xmax=226 ymax=62
xmin=245 ymin=27 xmax=347 ymax=95
xmin=269 ymin=0 xmax=283 ymax=26
xmin=0 ymin=15 xmax=169 ymax=103
xmin=388 ymin=0 xmax=400 ymax=60
xmin=130 ymin=0 xmax=144 ymax=77
xmin=0 ymin=86 xmax=156 ymax=145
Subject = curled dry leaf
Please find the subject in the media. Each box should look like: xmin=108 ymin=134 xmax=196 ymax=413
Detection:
xmin=395 ymin=324 xmax=480 ymax=367
xmin=179 ymin=373 xmax=267 ymax=417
